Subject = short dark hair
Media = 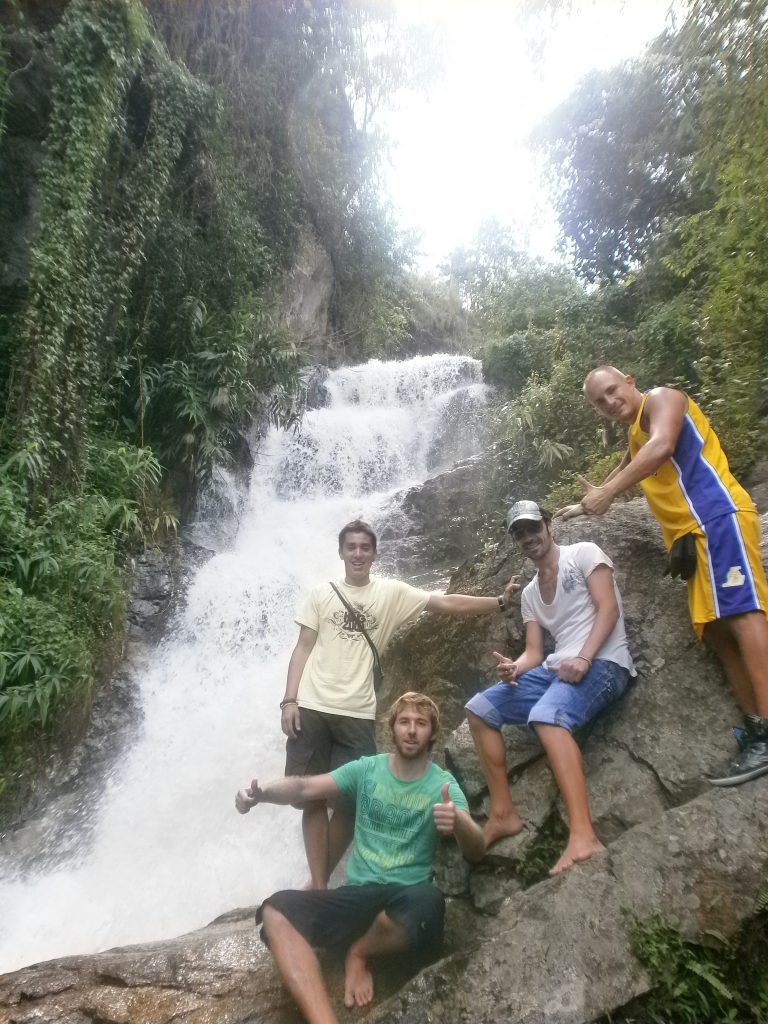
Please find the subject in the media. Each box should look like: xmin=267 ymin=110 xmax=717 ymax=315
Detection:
xmin=338 ymin=519 xmax=377 ymax=552
xmin=387 ymin=692 xmax=440 ymax=749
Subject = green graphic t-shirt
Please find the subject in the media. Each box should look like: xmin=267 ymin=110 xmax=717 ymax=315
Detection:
xmin=331 ymin=753 xmax=469 ymax=886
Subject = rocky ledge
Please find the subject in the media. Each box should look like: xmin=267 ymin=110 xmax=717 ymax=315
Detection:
xmin=2 ymin=501 xmax=767 ymax=1024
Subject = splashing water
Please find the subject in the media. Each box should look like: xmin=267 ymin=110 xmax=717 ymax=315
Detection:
xmin=0 ymin=354 xmax=487 ymax=973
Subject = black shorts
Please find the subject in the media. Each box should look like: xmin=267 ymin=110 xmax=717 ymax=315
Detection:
xmin=257 ymin=883 xmax=445 ymax=962
xmin=285 ymin=707 xmax=376 ymax=777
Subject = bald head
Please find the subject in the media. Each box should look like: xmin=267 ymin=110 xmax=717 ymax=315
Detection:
xmin=583 ymin=365 xmax=627 ymax=394
xmin=583 ymin=366 xmax=641 ymax=423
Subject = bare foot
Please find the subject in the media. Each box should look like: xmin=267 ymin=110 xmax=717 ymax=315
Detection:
xmin=302 ymin=878 xmax=328 ymax=891
xmin=483 ymin=811 xmax=524 ymax=848
xmin=344 ymin=950 xmax=374 ymax=1008
xmin=548 ymin=837 xmax=605 ymax=876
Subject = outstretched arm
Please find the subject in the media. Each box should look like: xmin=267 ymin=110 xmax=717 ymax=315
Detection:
xmin=579 ymin=388 xmax=687 ymax=516
xmin=426 ymin=576 xmax=519 ymax=617
xmin=555 ymin=451 xmax=633 ymax=520
xmin=235 ymin=773 xmax=339 ymax=814
xmin=433 ymin=783 xmax=486 ymax=862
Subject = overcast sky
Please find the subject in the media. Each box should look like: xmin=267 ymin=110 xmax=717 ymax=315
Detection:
xmin=382 ymin=0 xmax=675 ymax=272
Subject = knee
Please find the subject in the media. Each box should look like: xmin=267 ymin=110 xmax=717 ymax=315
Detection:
xmin=466 ymin=710 xmax=489 ymax=736
xmin=532 ymin=721 xmax=574 ymax=742
xmin=260 ymin=903 xmax=284 ymax=941
xmin=411 ymin=883 xmax=445 ymax=917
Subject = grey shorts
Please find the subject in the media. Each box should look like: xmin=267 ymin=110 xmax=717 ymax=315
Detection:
xmin=285 ymin=707 xmax=376 ymax=777
xmin=258 ymin=883 xmax=445 ymax=962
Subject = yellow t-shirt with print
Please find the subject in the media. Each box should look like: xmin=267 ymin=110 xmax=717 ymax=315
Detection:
xmin=296 ymin=578 xmax=430 ymax=720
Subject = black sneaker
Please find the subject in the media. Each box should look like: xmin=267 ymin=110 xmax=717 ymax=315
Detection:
xmin=709 ymin=742 xmax=768 ymax=786
xmin=709 ymin=716 xmax=768 ymax=787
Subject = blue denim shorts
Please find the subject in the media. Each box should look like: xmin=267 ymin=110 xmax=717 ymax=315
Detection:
xmin=465 ymin=660 xmax=631 ymax=733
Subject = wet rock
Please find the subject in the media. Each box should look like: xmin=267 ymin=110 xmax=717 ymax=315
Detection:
xmin=392 ymin=454 xmax=496 ymax=578
xmin=4 ymin=783 xmax=765 ymax=1024
xmin=366 ymin=782 xmax=768 ymax=1024
xmin=3 ymin=481 xmax=767 ymax=1024
xmin=574 ymin=738 xmax=669 ymax=844
xmin=445 ymin=720 xmax=542 ymax=801
xmin=276 ymin=226 xmax=334 ymax=365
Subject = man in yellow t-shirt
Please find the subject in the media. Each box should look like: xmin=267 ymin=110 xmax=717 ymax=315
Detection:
xmin=556 ymin=366 xmax=768 ymax=787
xmin=280 ymin=519 xmax=518 ymax=888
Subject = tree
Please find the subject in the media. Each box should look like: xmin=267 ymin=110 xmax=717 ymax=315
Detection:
xmin=534 ymin=49 xmax=703 ymax=282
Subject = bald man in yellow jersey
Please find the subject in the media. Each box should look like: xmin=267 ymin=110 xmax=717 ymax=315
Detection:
xmin=555 ymin=367 xmax=768 ymax=786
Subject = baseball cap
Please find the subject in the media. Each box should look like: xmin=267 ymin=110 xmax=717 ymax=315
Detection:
xmin=506 ymin=500 xmax=546 ymax=534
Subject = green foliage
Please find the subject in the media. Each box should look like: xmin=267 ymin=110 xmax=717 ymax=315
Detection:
xmin=394 ymin=274 xmax=475 ymax=356
xmin=0 ymin=474 xmax=126 ymax=740
xmin=546 ymin=450 xmax=625 ymax=511
xmin=531 ymin=0 xmax=768 ymax=478
xmin=135 ymin=298 xmax=301 ymax=493
xmin=534 ymin=51 xmax=702 ymax=283
xmin=0 ymin=20 xmax=9 ymax=141
xmin=0 ymin=0 xmax=429 ymax=786
xmin=0 ymin=581 xmax=93 ymax=731
xmin=663 ymin=1 xmax=768 ymax=473
xmin=444 ymin=219 xmax=583 ymax=333
xmin=9 ymin=0 xmax=153 ymax=486
xmin=483 ymin=332 xmax=554 ymax=393
xmin=606 ymin=913 xmax=768 ymax=1024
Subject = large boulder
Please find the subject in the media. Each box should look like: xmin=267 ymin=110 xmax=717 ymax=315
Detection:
xmin=3 ymin=491 xmax=767 ymax=1024
xmin=3 ymin=784 xmax=766 ymax=1024
xmin=368 ymin=782 xmax=768 ymax=1024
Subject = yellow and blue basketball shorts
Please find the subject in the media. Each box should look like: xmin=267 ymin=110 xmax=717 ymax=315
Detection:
xmin=689 ymin=509 xmax=768 ymax=637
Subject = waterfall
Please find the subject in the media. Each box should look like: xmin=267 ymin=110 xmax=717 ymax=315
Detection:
xmin=0 ymin=354 xmax=487 ymax=973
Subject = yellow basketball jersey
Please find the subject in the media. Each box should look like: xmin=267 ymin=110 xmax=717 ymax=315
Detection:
xmin=628 ymin=393 xmax=755 ymax=549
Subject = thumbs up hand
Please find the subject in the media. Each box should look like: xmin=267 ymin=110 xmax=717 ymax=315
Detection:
xmin=577 ymin=475 xmax=614 ymax=517
xmin=235 ymin=779 xmax=263 ymax=814
xmin=433 ymin=781 xmax=457 ymax=835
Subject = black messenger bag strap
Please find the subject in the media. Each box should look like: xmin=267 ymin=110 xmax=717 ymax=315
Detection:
xmin=330 ymin=582 xmax=383 ymax=692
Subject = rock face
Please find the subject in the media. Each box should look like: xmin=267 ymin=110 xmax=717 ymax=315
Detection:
xmin=276 ymin=225 xmax=335 ymax=365
xmin=2 ymin=498 xmax=767 ymax=1024
xmin=369 ymin=784 xmax=768 ymax=1024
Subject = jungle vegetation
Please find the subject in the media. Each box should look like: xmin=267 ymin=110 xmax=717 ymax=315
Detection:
xmin=456 ymin=0 xmax=768 ymax=510
xmin=0 ymin=0 xmax=445 ymax=797
xmin=2 ymin=0 xmax=767 ymax=819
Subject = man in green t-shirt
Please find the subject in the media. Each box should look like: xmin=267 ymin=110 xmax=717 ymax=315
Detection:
xmin=280 ymin=518 xmax=518 ymax=890
xmin=236 ymin=692 xmax=484 ymax=1023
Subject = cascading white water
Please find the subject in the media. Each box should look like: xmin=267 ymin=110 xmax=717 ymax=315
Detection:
xmin=0 ymin=354 xmax=487 ymax=973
